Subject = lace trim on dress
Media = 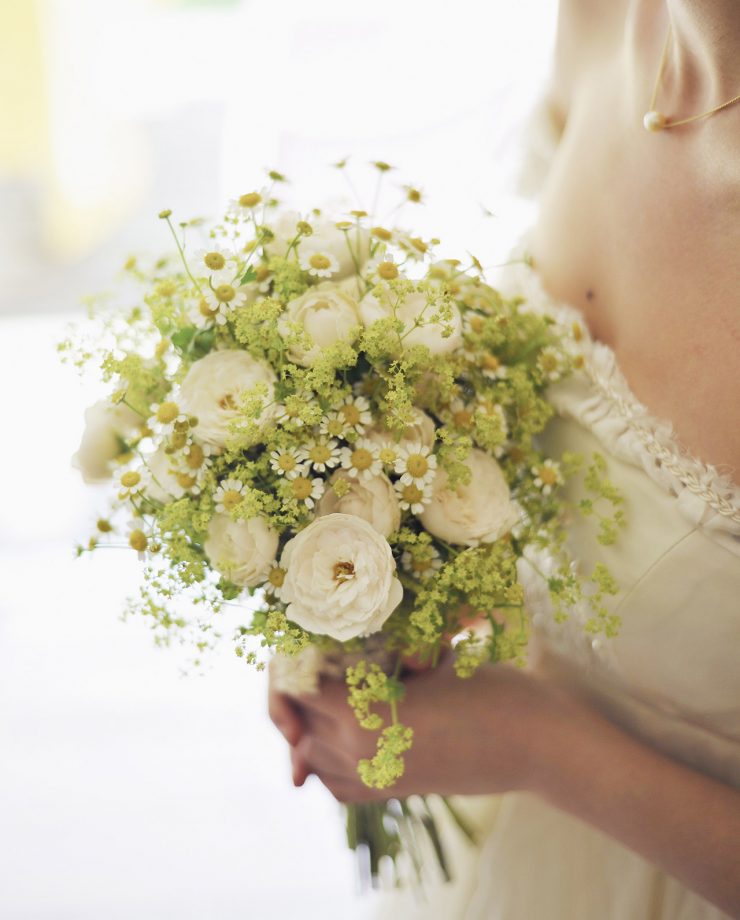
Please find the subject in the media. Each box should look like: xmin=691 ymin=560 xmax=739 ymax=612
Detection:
xmin=498 ymin=256 xmax=740 ymax=538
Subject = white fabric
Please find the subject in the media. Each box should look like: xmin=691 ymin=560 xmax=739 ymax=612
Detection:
xmin=374 ymin=102 xmax=740 ymax=919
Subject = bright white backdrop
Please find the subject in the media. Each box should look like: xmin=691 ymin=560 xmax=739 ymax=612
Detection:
xmin=0 ymin=2 xmax=556 ymax=917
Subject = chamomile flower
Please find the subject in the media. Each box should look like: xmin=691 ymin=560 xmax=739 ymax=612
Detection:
xmin=302 ymin=438 xmax=341 ymax=473
xmin=118 ymin=469 xmax=144 ymax=500
xmin=445 ymin=397 xmax=475 ymax=431
xmin=262 ymin=561 xmax=287 ymax=595
xmin=299 ymin=245 xmax=340 ymax=278
xmin=287 ymin=474 xmax=325 ymax=509
xmin=401 ymin=545 xmax=443 ymax=580
xmin=365 ymin=255 xmax=399 ymax=283
xmin=532 ymin=459 xmax=564 ymax=496
xmin=394 ymin=479 xmax=433 ymax=514
xmin=319 ymin=410 xmax=350 ymax=439
xmin=338 ymin=395 xmax=372 ymax=434
xmin=269 ymin=447 xmax=307 ymax=479
xmin=462 ymin=311 xmax=487 ymax=337
xmin=202 ymin=281 xmax=249 ymax=320
xmin=127 ymin=522 xmax=150 ymax=557
xmin=274 ymin=398 xmax=308 ymax=428
xmin=193 ymin=247 xmax=239 ymax=281
xmin=213 ymin=478 xmax=246 ymax=514
xmin=394 ymin=442 xmax=437 ymax=487
xmin=229 ymin=191 xmax=264 ymax=214
xmin=480 ymin=353 xmax=508 ymax=381
xmin=538 ymin=346 xmax=564 ymax=382
xmin=181 ymin=441 xmax=215 ymax=474
xmin=375 ymin=440 xmax=402 ymax=468
xmin=340 ymin=440 xmax=382 ymax=481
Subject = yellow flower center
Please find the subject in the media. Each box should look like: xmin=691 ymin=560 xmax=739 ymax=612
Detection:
xmin=308 ymin=253 xmax=331 ymax=271
xmin=401 ymin=484 xmax=424 ymax=504
xmin=469 ymin=315 xmax=485 ymax=333
xmin=539 ymin=467 xmax=558 ymax=486
xmin=120 ymin=471 xmax=141 ymax=488
xmin=204 ymin=252 xmax=226 ymax=271
xmin=377 ymin=261 xmax=398 ymax=280
xmin=572 ymin=322 xmax=583 ymax=342
xmin=351 ymin=448 xmax=373 ymax=471
xmin=292 ymin=477 xmax=312 ymax=500
xmin=255 ymin=264 xmax=271 ymax=282
xmin=411 ymin=557 xmax=432 ymax=573
xmin=219 ymin=393 xmax=237 ymax=411
xmin=407 ymin=188 xmax=422 ymax=203
xmin=326 ymin=418 xmax=344 ymax=436
xmin=186 ymin=445 xmax=205 ymax=469
xmin=333 ymin=560 xmax=355 ymax=582
xmin=97 ymin=518 xmax=112 ymax=533
xmin=129 ymin=529 xmax=148 ymax=552
xmin=309 ymin=444 xmax=331 ymax=463
xmin=482 ymin=354 xmax=500 ymax=371
xmin=379 ymin=446 xmax=397 ymax=464
xmin=215 ymin=284 xmax=236 ymax=303
xmin=406 ymin=454 xmax=429 ymax=478
xmin=452 ymin=409 xmax=473 ymax=428
xmin=341 ymin=404 xmax=361 ymax=426
xmin=156 ymin=402 xmax=179 ymax=424
xmin=410 ymin=237 xmax=427 ymax=253
xmin=176 ymin=472 xmax=197 ymax=489
xmin=541 ymin=353 xmax=558 ymax=372
xmin=268 ymin=567 xmax=286 ymax=588
xmin=221 ymin=489 xmax=242 ymax=511
xmin=278 ymin=454 xmax=297 ymax=472
xmin=199 ymin=298 xmax=218 ymax=317
xmin=239 ymin=192 xmax=262 ymax=208
xmin=371 ymin=226 xmax=392 ymax=241
xmin=170 ymin=431 xmax=189 ymax=450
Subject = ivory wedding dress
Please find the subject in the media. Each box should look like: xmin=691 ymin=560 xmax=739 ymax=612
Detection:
xmin=374 ymin=103 xmax=740 ymax=920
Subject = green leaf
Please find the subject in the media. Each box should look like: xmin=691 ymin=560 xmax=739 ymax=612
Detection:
xmin=171 ymin=326 xmax=197 ymax=354
xmin=240 ymin=266 xmax=258 ymax=286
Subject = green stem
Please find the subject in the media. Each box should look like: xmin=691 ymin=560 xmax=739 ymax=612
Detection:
xmin=163 ymin=216 xmax=203 ymax=296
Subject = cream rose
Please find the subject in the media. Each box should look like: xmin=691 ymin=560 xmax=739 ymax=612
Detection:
xmin=278 ymin=513 xmax=403 ymax=641
xmin=359 ymin=287 xmax=462 ymax=356
xmin=316 ymin=470 xmax=401 ymax=538
xmin=419 ymin=448 xmax=519 ymax=546
xmin=179 ymin=349 xmax=276 ymax=448
xmin=72 ymin=400 xmax=141 ymax=484
xmin=364 ymin=408 xmax=436 ymax=452
xmin=204 ymin=513 xmax=278 ymax=587
xmin=266 ymin=211 xmax=370 ymax=279
xmin=278 ymin=284 xmax=362 ymax=366
xmin=144 ymin=447 xmax=185 ymax=503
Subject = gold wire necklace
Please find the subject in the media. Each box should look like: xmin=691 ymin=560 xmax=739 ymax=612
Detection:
xmin=643 ymin=25 xmax=740 ymax=131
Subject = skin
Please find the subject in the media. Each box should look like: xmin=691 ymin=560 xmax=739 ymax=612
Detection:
xmin=270 ymin=1 xmax=740 ymax=914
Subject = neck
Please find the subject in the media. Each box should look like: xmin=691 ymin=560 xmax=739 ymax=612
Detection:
xmin=663 ymin=0 xmax=740 ymax=102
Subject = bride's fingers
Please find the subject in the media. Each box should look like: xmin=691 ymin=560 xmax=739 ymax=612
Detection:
xmin=268 ymin=687 xmax=304 ymax=747
xmin=290 ymin=745 xmax=312 ymax=787
xmin=291 ymin=678 xmax=353 ymax=719
xmin=293 ymin=733 xmax=356 ymax=781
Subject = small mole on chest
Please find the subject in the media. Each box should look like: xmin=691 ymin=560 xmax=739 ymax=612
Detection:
xmin=585 ymin=289 xmax=595 ymax=301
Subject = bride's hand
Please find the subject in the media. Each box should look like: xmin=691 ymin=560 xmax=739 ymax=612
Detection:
xmin=269 ymin=658 xmax=562 ymax=803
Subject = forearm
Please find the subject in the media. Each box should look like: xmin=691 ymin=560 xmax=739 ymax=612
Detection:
xmin=530 ymin=688 xmax=740 ymax=917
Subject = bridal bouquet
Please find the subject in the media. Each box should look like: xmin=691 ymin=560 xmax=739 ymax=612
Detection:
xmin=64 ymin=166 xmax=622 ymax=887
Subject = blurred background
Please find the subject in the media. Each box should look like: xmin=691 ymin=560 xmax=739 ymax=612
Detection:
xmin=0 ymin=1 xmax=556 ymax=917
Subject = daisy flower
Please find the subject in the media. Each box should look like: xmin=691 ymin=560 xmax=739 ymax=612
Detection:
xmin=274 ymin=399 xmax=308 ymax=428
xmin=287 ymin=474 xmax=324 ymax=509
xmin=339 ymin=440 xmax=382 ymax=481
xmin=202 ymin=281 xmax=249 ymax=320
xmin=480 ymin=353 xmax=508 ymax=381
xmin=401 ymin=545 xmax=443 ymax=580
xmin=320 ymin=410 xmax=351 ymax=439
xmin=445 ymin=397 xmax=475 ymax=431
xmin=302 ymin=438 xmax=341 ymax=473
xmin=538 ymin=346 xmax=564 ymax=382
xmin=269 ymin=447 xmax=307 ymax=479
xmin=193 ymin=247 xmax=239 ymax=281
xmin=338 ymin=395 xmax=372 ymax=434
xmin=118 ymin=469 xmax=143 ymax=500
xmin=532 ymin=459 xmax=563 ymax=496
xmin=213 ymin=478 xmax=246 ymax=514
xmin=375 ymin=440 xmax=402 ymax=468
xmin=365 ymin=255 xmax=399 ymax=283
xmin=394 ymin=479 xmax=432 ymax=514
xmin=394 ymin=442 xmax=437 ymax=488
xmin=127 ymin=522 xmax=150 ymax=558
xmin=299 ymin=245 xmax=340 ymax=279
xmin=229 ymin=191 xmax=263 ymax=215
xmin=262 ymin=561 xmax=287 ymax=595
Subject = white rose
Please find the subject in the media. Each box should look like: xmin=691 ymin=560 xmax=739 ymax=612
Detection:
xmin=72 ymin=400 xmax=141 ymax=484
xmin=359 ymin=287 xmax=462 ymax=356
xmin=144 ymin=447 xmax=185 ymax=503
xmin=179 ymin=349 xmax=276 ymax=448
xmin=419 ymin=448 xmax=519 ymax=546
xmin=204 ymin=513 xmax=278 ymax=587
xmin=316 ymin=470 xmax=401 ymax=538
xmin=266 ymin=211 xmax=370 ymax=279
xmin=279 ymin=513 xmax=403 ymax=641
xmin=365 ymin=408 xmax=436 ymax=451
xmin=278 ymin=284 xmax=362 ymax=366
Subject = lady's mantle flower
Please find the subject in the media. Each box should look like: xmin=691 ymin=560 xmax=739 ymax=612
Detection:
xmin=213 ymin=478 xmax=246 ymax=513
xmin=340 ymin=440 xmax=382 ymax=481
xmin=394 ymin=442 xmax=437 ymax=488
xmin=269 ymin=447 xmax=307 ymax=479
xmin=532 ymin=459 xmax=563 ymax=496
